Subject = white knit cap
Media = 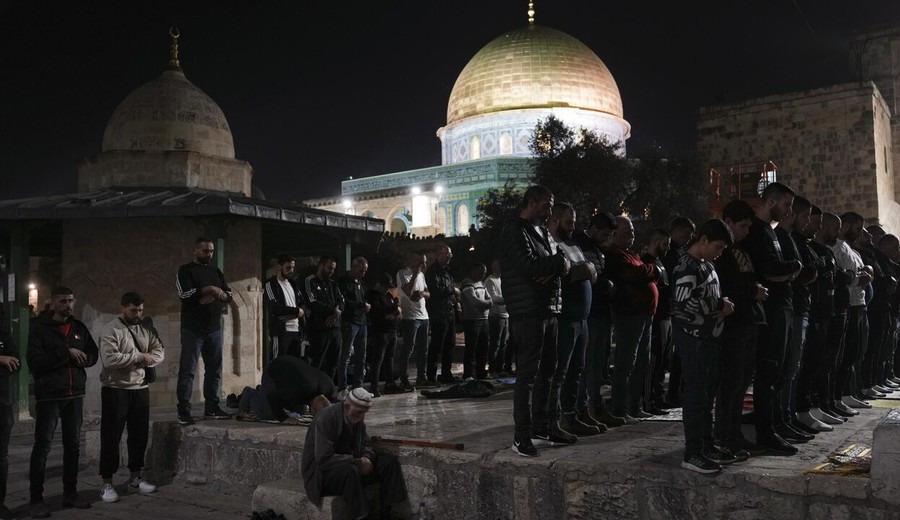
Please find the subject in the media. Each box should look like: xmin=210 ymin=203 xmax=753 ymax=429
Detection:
xmin=346 ymin=387 xmax=373 ymax=408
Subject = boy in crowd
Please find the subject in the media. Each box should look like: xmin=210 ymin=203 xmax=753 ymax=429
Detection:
xmin=671 ymin=219 xmax=737 ymax=474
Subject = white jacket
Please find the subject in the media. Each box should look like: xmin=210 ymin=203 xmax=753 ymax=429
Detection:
xmin=99 ymin=318 xmax=165 ymax=389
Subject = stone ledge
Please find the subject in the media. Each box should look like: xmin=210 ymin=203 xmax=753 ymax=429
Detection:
xmin=871 ymin=408 xmax=900 ymax=505
xmin=252 ymin=478 xmax=384 ymax=520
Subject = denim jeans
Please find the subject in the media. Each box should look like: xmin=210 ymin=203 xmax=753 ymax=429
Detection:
xmin=177 ymin=328 xmax=223 ymax=415
xmin=0 ymin=403 xmax=12 ymax=503
xmin=395 ymin=319 xmax=429 ymax=383
xmin=552 ymin=319 xmax=587 ymax=415
xmin=30 ymin=398 xmax=83 ymax=502
xmin=675 ymin=329 xmax=720 ymax=455
xmin=340 ymin=323 xmax=368 ymax=389
xmin=511 ymin=316 xmax=558 ymax=438
xmin=462 ymin=319 xmax=489 ymax=379
xmin=577 ymin=314 xmax=611 ymax=409
xmin=610 ymin=314 xmax=652 ymax=416
xmin=99 ymin=386 xmax=150 ymax=479
xmin=488 ymin=316 xmax=509 ymax=373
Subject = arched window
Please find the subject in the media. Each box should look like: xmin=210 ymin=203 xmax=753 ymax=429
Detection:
xmin=456 ymin=203 xmax=470 ymax=235
xmin=499 ymin=133 xmax=513 ymax=155
xmin=437 ymin=206 xmax=448 ymax=234
xmin=470 ymin=135 xmax=481 ymax=160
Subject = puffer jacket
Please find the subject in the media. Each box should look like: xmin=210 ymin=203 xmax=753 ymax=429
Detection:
xmin=499 ymin=215 xmax=567 ymax=318
xmin=27 ymin=314 xmax=99 ymax=401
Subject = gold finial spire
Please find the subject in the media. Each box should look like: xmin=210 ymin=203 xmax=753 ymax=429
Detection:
xmin=167 ymin=26 xmax=181 ymax=71
xmin=527 ymin=1 xmax=535 ymax=24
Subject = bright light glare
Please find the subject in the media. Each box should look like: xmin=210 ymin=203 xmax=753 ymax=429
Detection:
xmin=411 ymin=186 xmax=422 ymax=195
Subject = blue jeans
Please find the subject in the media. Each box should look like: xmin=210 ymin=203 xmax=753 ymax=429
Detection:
xmin=395 ymin=319 xmax=429 ymax=383
xmin=610 ymin=314 xmax=652 ymax=416
xmin=578 ymin=314 xmax=611 ymax=409
xmin=340 ymin=323 xmax=368 ymax=389
xmin=675 ymin=329 xmax=720 ymax=455
xmin=30 ymin=398 xmax=83 ymax=502
xmin=553 ymin=319 xmax=588 ymax=415
xmin=781 ymin=312 xmax=808 ymax=418
xmin=177 ymin=328 xmax=223 ymax=415
xmin=488 ymin=316 xmax=509 ymax=372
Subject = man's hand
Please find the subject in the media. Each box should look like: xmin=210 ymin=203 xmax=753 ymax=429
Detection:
xmin=297 ymin=307 xmax=305 ymax=319
xmin=199 ymin=295 xmax=216 ymax=305
xmin=857 ymin=271 xmax=873 ymax=286
xmin=139 ymin=352 xmax=154 ymax=366
xmin=0 ymin=356 xmax=19 ymax=372
xmin=68 ymin=348 xmax=87 ymax=365
xmin=364 ymin=303 xmax=372 ymax=314
xmin=754 ymin=284 xmax=769 ymax=301
xmin=561 ymin=256 xmax=571 ymax=276
xmin=359 ymin=456 xmax=373 ymax=475
xmin=453 ymin=287 xmax=461 ymax=298
xmin=713 ymin=297 xmax=735 ymax=318
xmin=411 ymin=290 xmax=422 ymax=301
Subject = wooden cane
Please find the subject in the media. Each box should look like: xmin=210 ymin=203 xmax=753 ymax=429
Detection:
xmin=371 ymin=435 xmax=465 ymax=451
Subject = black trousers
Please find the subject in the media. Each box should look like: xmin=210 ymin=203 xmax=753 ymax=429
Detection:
xmin=647 ymin=317 xmax=673 ymax=405
xmin=0 ymin=403 xmax=12 ymax=503
xmin=753 ymin=301 xmax=791 ymax=437
xmin=320 ymin=453 xmax=408 ymax=520
xmin=30 ymin=397 xmax=83 ymax=502
xmin=272 ymin=330 xmax=302 ymax=358
xmin=462 ymin=319 xmax=489 ymax=379
xmin=714 ymin=324 xmax=757 ymax=442
xmin=367 ymin=331 xmax=397 ymax=389
xmin=308 ymin=327 xmax=343 ymax=382
xmin=426 ymin=320 xmax=456 ymax=380
xmin=837 ymin=306 xmax=866 ymax=397
xmin=99 ymin=386 xmax=150 ymax=479
xmin=511 ymin=316 xmax=558 ymax=438
xmin=862 ymin=310 xmax=889 ymax=388
xmin=488 ymin=316 xmax=509 ymax=373
xmin=796 ymin=318 xmax=829 ymax=412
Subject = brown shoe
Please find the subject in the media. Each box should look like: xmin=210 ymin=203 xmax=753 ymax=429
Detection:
xmin=590 ymin=404 xmax=626 ymax=428
xmin=561 ymin=412 xmax=604 ymax=435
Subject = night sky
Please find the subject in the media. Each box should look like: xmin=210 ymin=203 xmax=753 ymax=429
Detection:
xmin=2 ymin=1 xmax=899 ymax=203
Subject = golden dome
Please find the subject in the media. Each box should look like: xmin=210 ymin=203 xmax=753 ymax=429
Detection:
xmin=446 ymin=25 xmax=623 ymax=125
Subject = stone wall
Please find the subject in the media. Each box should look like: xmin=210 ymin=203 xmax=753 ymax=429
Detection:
xmin=77 ymin=150 xmax=253 ymax=197
xmin=60 ymin=216 xmax=262 ymax=413
xmin=697 ymin=82 xmax=895 ymax=231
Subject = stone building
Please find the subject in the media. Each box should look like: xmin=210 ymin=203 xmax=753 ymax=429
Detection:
xmin=698 ymin=26 xmax=900 ymax=231
xmin=306 ymin=15 xmax=630 ymax=236
xmin=0 ymin=32 xmax=382 ymax=415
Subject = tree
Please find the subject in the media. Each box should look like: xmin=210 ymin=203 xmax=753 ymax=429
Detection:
xmin=530 ymin=115 xmax=631 ymax=220
xmin=625 ymin=152 xmax=711 ymax=230
xmin=474 ymin=182 xmax=523 ymax=261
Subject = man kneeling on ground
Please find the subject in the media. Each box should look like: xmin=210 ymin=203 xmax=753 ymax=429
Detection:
xmin=238 ymin=355 xmax=334 ymax=423
xmin=302 ymin=388 xmax=408 ymax=519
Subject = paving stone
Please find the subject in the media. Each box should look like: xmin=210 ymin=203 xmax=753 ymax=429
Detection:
xmin=807 ymin=503 xmax=888 ymax=520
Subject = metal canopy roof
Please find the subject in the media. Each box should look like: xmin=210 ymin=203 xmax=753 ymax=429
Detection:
xmin=0 ymin=187 xmax=385 ymax=234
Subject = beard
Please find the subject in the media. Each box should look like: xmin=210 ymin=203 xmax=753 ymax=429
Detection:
xmin=196 ymin=255 xmax=212 ymax=265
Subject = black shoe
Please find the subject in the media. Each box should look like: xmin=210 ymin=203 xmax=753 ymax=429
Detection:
xmin=176 ymin=413 xmax=195 ymax=426
xmin=788 ymin=417 xmax=819 ymax=435
xmin=681 ymin=453 xmax=722 ymax=474
xmin=383 ymin=382 xmax=405 ymax=394
xmin=548 ymin=420 xmax=578 ymax=444
xmin=400 ymin=380 xmax=416 ymax=392
xmin=437 ymin=375 xmax=458 ymax=385
xmin=62 ymin=494 xmax=91 ymax=509
xmin=659 ymin=399 xmax=682 ymax=409
xmin=757 ymin=433 xmax=799 ymax=456
xmin=702 ymin=445 xmax=738 ymax=465
xmin=415 ymin=377 xmax=438 ymax=388
xmin=722 ymin=437 xmax=767 ymax=457
xmin=829 ymin=405 xmax=855 ymax=418
xmin=531 ymin=430 xmax=552 ymax=447
xmin=774 ymin=424 xmax=812 ymax=444
xmin=645 ymin=405 xmax=670 ymax=416
xmin=29 ymin=503 xmax=50 ymax=519
xmin=204 ymin=407 xmax=233 ymax=420
xmin=511 ymin=435 xmax=538 ymax=457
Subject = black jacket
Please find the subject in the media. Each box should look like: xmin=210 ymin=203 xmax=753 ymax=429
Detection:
xmin=27 ymin=315 xmax=98 ymax=401
xmin=424 ymin=262 xmax=456 ymax=324
xmin=176 ymin=262 xmax=233 ymax=334
xmin=264 ymin=275 xmax=306 ymax=337
xmin=303 ymin=274 xmax=345 ymax=331
xmin=337 ymin=275 xmax=368 ymax=327
xmin=499 ymin=216 xmax=566 ymax=318
xmin=0 ymin=329 xmax=19 ymax=405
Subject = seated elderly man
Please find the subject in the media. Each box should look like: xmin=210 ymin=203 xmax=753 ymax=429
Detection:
xmin=302 ymin=388 xmax=408 ymax=519
xmin=238 ymin=355 xmax=334 ymax=424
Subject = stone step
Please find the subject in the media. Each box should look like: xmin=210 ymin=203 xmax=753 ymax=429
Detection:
xmin=252 ymin=479 xmax=360 ymax=520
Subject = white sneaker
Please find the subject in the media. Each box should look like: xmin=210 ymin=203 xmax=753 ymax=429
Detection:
xmin=842 ymin=395 xmax=872 ymax=409
xmin=832 ymin=400 xmax=859 ymax=416
xmin=101 ymin=483 xmax=120 ymax=503
xmin=129 ymin=477 xmax=157 ymax=493
xmin=810 ymin=407 xmax=843 ymax=425
xmin=872 ymin=385 xmax=893 ymax=394
xmin=798 ymin=411 xmax=833 ymax=432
